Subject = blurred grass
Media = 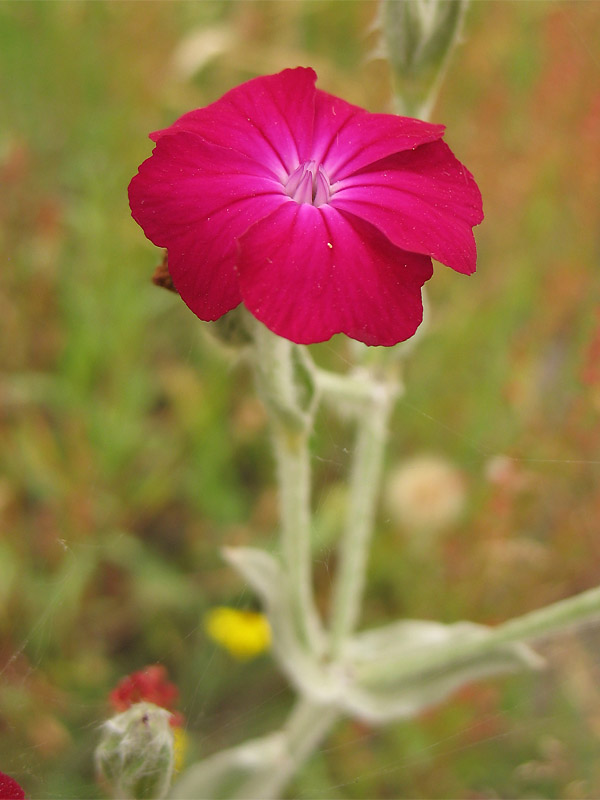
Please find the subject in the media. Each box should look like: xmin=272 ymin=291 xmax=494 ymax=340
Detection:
xmin=1 ymin=1 xmax=600 ymax=797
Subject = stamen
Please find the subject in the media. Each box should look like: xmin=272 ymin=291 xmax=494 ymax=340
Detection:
xmin=313 ymin=167 xmax=331 ymax=207
xmin=284 ymin=161 xmax=332 ymax=206
xmin=294 ymin=171 xmax=315 ymax=205
xmin=284 ymin=163 xmax=307 ymax=199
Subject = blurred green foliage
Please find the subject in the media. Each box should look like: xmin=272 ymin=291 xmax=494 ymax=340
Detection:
xmin=1 ymin=1 xmax=600 ymax=797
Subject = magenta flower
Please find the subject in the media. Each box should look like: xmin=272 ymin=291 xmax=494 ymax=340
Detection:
xmin=0 ymin=772 xmax=25 ymax=799
xmin=109 ymin=665 xmax=184 ymax=728
xmin=129 ymin=68 xmax=482 ymax=346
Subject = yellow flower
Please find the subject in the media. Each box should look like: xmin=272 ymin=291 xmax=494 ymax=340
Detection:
xmin=204 ymin=606 xmax=271 ymax=660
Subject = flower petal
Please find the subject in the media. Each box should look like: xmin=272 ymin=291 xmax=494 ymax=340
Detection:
xmin=331 ymin=140 xmax=483 ymax=275
xmin=311 ymin=89 xmax=445 ymax=182
xmin=237 ymin=202 xmax=433 ymax=346
xmin=0 ymin=773 xmax=25 ymax=800
xmin=151 ymin=68 xmax=318 ymax=180
xmin=129 ymin=131 xmax=286 ymax=320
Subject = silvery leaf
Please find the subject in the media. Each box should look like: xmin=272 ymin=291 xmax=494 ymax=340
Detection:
xmin=339 ymin=620 xmax=543 ymax=724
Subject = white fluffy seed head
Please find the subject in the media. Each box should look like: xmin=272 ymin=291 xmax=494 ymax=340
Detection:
xmin=384 ymin=454 xmax=466 ymax=533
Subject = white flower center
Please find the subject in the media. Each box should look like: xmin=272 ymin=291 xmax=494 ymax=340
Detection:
xmin=284 ymin=161 xmax=332 ymax=206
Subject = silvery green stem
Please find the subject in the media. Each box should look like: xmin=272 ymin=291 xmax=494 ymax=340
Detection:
xmin=314 ymin=366 xmax=383 ymax=407
xmin=233 ymin=698 xmax=339 ymax=800
xmin=493 ymin=584 xmax=600 ymax=647
xmin=249 ymin=319 xmax=322 ymax=653
xmin=270 ymin=424 xmax=323 ymax=651
xmin=329 ymin=375 xmax=399 ymax=657
xmin=250 ymin=316 xmax=308 ymax=433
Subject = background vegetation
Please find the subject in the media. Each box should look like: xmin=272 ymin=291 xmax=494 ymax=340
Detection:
xmin=1 ymin=1 xmax=600 ymax=797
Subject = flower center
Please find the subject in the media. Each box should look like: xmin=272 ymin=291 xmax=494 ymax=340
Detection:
xmin=284 ymin=160 xmax=332 ymax=207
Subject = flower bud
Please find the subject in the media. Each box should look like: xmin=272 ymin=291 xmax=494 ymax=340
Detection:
xmin=95 ymin=702 xmax=175 ymax=800
xmin=380 ymin=0 xmax=469 ymax=118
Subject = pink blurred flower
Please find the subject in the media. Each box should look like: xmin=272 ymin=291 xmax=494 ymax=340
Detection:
xmin=0 ymin=772 xmax=25 ymax=799
xmin=109 ymin=665 xmax=184 ymax=728
xmin=129 ymin=68 xmax=483 ymax=346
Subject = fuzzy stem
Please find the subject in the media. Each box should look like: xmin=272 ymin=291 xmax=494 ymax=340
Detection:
xmin=271 ymin=423 xmax=322 ymax=651
xmin=249 ymin=319 xmax=322 ymax=652
xmin=329 ymin=376 xmax=398 ymax=657
xmin=233 ymin=698 xmax=339 ymax=800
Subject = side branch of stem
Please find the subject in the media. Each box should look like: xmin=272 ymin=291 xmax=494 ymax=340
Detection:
xmin=233 ymin=699 xmax=339 ymax=800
